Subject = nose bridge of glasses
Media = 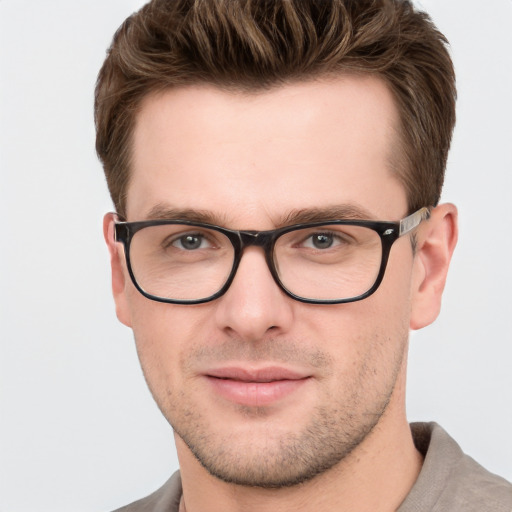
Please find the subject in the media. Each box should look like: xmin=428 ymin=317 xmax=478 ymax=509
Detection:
xmin=230 ymin=230 xmax=281 ymax=292
xmin=235 ymin=230 xmax=276 ymax=273
xmin=239 ymin=230 xmax=273 ymax=250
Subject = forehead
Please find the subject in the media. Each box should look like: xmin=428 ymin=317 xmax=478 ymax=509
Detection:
xmin=128 ymin=76 xmax=406 ymax=226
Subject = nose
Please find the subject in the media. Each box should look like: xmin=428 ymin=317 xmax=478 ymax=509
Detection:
xmin=214 ymin=247 xmax=294 ymax=342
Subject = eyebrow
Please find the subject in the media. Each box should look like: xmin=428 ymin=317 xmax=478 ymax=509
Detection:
xmin=145 ymin=204 xmax=229 ymax=225
xmin=143 ymin=203 xmax=377 ymax=227
xmin=277 ymin=205 xmax=377 ymax=226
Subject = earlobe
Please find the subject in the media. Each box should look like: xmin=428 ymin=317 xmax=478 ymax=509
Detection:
xmin=103 ymin=213 xmax=133 ymax=328
xmin=410 ymin=203 xmax=458 ymax=330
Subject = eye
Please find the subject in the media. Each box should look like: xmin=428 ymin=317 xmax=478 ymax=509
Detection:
xmin=302 ymin=232 xmax=345 ymax=250
xmin=309 ymin=233 xmax=334 ymax=249
xmin=171 ymin=233 xmax=211 ymax=250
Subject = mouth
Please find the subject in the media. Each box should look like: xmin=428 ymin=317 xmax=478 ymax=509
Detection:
xmin=204 ymin=367 xmax=311 ymax=407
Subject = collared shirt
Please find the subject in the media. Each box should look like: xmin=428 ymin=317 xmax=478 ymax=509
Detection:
xmin=113 ymin=423 xmax=512 ymax=512
xmin=398 ymin=423 xmax=511 ymax=511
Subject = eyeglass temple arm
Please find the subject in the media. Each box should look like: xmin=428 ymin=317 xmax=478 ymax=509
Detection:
xmin=399 ymin=207 xmax=431 ymax=236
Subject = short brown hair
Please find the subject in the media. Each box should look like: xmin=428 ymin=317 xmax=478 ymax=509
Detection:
xmin=95 ymin=0 xmax=456 ymax=218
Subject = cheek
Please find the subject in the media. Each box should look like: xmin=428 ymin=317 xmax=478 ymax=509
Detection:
xmin=126 ymin=291 xmax=209 ymax=390
xmin=303 ymin=250 xmax=414 ymax=374
xmin=309 ymin=299 xmax=408 ymax=365
xmin=377 ymin=241 xmax=415 ymax=317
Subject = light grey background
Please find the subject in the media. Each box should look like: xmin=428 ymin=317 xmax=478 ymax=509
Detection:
xmin=0 ymin=1 xmax=511 ymax=511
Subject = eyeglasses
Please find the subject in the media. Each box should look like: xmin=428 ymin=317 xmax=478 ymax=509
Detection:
xmin=114 ymin=207 xmax=430 ymax=305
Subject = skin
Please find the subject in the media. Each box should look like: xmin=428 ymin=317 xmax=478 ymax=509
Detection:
xmin=104 ymin=75 xmax=458 ymax=511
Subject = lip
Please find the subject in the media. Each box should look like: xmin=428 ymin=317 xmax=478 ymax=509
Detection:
xmin=204 ymin=366 xmax=311 ymax=407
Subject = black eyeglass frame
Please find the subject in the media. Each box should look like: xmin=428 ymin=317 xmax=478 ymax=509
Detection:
xmin=114 ymin=207 xmax=431 ymax=305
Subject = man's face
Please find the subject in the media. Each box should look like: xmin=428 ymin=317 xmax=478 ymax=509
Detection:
xmin=110 ymin=76 xmax=422 ymax=487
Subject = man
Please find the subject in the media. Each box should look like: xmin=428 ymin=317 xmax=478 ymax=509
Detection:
xmin=95 ymin=0 xmax=512 ymax=510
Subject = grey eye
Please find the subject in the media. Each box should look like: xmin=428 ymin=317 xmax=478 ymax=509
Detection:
xmin=175 ymin=234 xmax=205 ymax=250
xmin=311 ymin=233 xmax=334 ymax=249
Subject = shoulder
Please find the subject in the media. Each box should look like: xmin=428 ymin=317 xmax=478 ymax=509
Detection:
xmin=399 ymin=422 xmax=512 ymax=512
xmin=111 ymin=472 xmax=182 ymax=512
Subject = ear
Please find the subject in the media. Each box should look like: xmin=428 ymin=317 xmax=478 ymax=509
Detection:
xmin=410 ymin=203 xmax=458 ymax=330
xmin=103 ymin=213 xmax=133 ymax=328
